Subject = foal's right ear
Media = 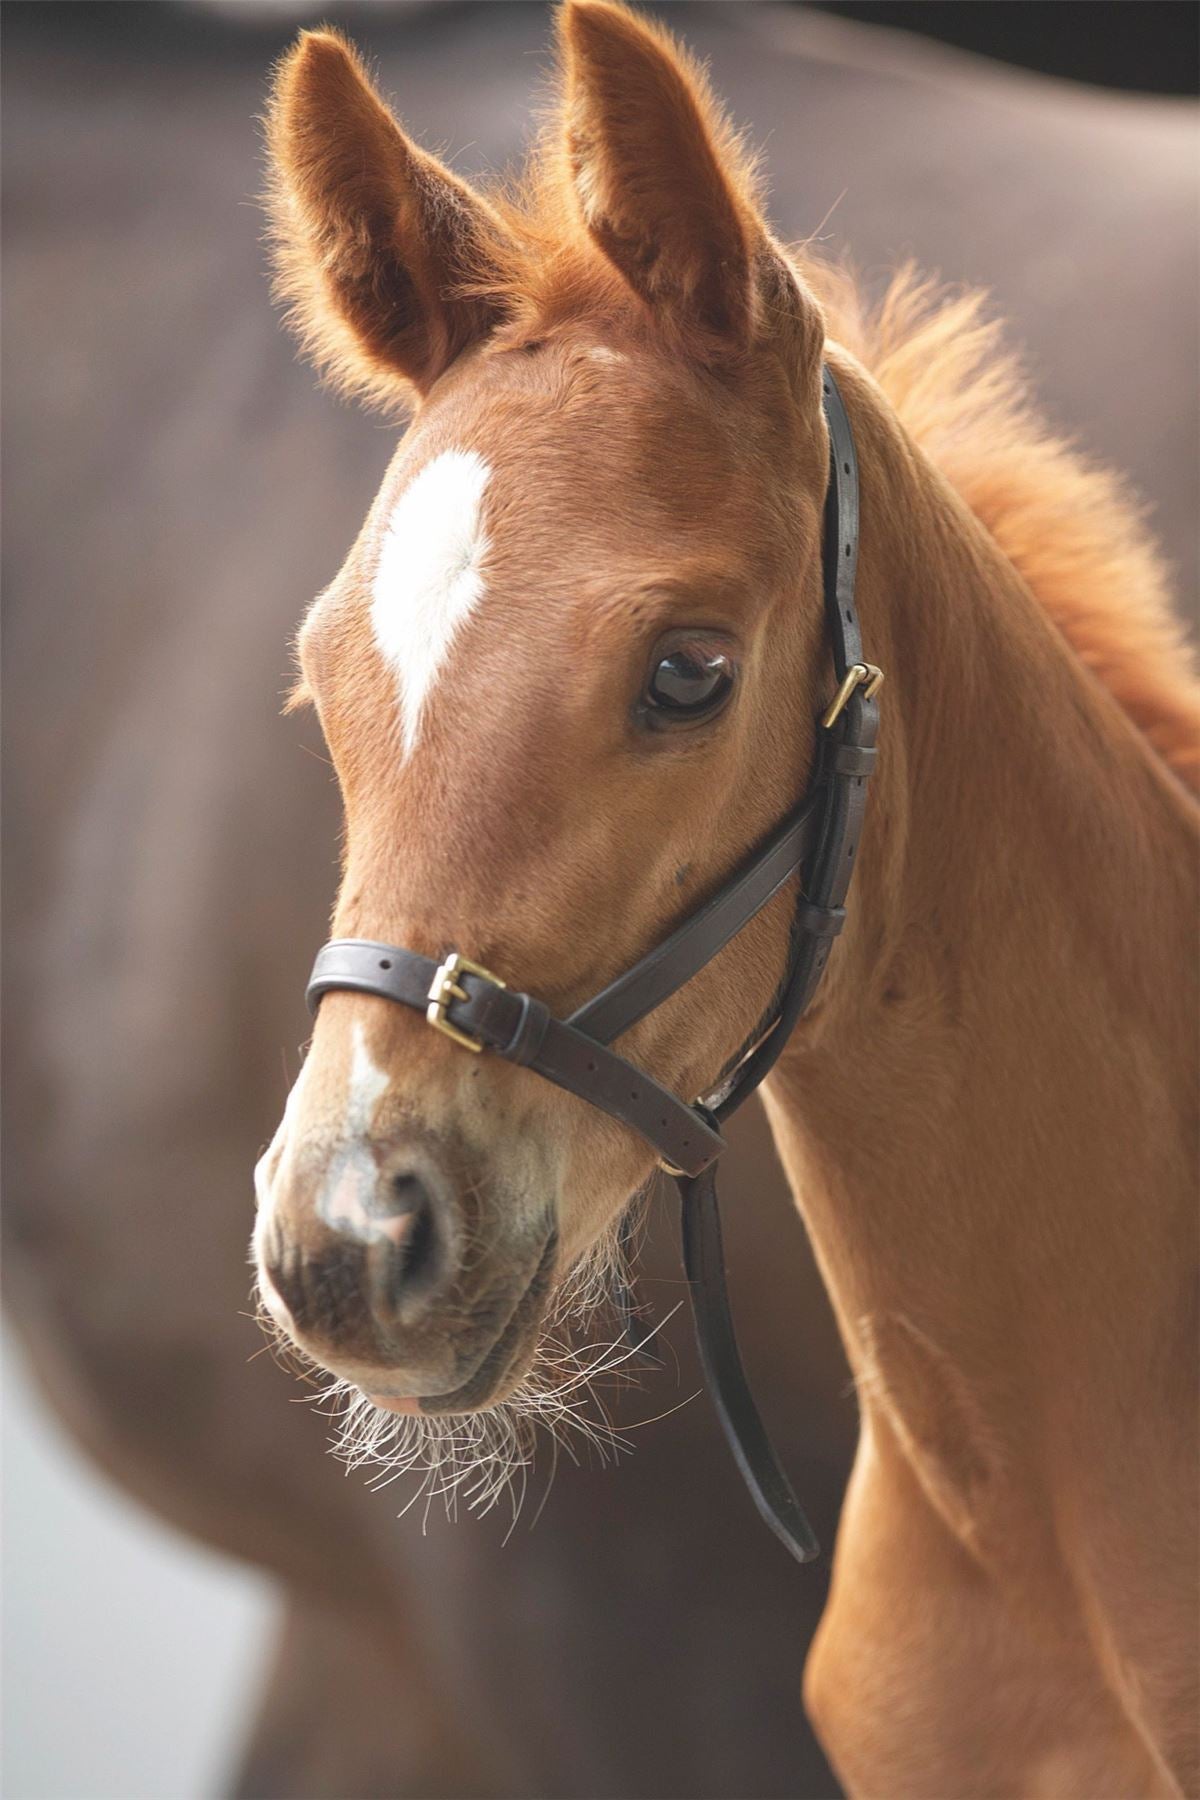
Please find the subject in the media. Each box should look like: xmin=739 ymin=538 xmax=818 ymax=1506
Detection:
xmin=265 ymin=30 xmax=509 ymax=406
xmin=556 ymin=1 xmax=823 ymax=369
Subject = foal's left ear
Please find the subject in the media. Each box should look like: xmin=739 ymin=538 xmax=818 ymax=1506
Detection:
xmin=265 ymin=29 xmax=510 ymax=405
xmin=558 ymin=0 xmax=818 ymax=360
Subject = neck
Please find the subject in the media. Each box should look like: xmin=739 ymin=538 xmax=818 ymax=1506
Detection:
xmin=765 ymin=357 xmax=1197 ymax=1523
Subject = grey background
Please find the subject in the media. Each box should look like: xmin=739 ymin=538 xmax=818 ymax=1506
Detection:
xmin=3 ymin=1338 xmax=275 ymax=1800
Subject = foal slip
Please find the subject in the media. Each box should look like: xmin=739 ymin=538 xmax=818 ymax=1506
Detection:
xmin=307 ymin=365 xmax=881 ymax=1565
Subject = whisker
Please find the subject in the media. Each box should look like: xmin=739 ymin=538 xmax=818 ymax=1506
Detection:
xmin=282 ymin=1212 xmax=680 ymax=1529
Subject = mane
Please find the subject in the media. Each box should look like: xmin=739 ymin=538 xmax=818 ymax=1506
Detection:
xmin=804 ymin=260 xmax=1200 ymax=789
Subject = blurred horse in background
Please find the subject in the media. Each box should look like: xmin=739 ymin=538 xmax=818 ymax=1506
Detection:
xmin=5 ymin=4 xmax=1197 ymax=1795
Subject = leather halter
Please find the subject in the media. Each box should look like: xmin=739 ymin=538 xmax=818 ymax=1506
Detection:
xmin=306 ymin=366 xmax=880 ymax=1564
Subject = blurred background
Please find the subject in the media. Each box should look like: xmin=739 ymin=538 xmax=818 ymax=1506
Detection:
xmin=4 ymin=4 xmax=1196 ymax=1797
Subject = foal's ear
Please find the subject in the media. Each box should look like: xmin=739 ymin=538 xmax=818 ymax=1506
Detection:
xmin=558 ymin=0 xmax=814 ymax=358
xmin=265 ymin=30 xmax=509 ymax=405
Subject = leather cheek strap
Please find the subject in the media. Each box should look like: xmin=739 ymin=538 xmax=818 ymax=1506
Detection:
xmin=306 ymin=942 xmax=724 ymax=1177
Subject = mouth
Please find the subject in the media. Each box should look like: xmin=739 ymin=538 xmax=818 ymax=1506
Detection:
xmin=366 ymin=1230 xmax=559 ymax=1417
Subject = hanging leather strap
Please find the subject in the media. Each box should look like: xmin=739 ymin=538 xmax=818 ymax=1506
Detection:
xmin=680 ymin=1164 xmax=821 ymax=1561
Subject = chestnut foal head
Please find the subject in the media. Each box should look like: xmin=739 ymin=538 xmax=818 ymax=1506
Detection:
xmin=254 ymin=4 xmax=835 ymax=1447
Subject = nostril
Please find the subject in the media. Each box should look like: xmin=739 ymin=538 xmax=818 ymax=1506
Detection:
xmin=388 ymin=1171 xmax=427 ymax=1219
xmin=398 ymin=1189 xmax=436 ymax=1286
xmin=361 ymin=1169 xmax=426 ymax=1223
xmin=372 ymin=1170 xmax=442 ymax=1309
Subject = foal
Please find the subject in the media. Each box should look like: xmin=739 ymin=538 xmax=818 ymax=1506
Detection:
xmin=254 ymin=4 xmax=1199 ymax=1791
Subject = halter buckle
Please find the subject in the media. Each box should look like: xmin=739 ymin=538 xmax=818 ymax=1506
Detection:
xmin=821 ymin=662 xmax=884 ymax=730
xmin=426 ymin=952 xmax=505 ymax=1053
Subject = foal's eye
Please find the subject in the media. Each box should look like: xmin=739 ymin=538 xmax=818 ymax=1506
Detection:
xmin=643 ymin=638 xmax=736 ymax=725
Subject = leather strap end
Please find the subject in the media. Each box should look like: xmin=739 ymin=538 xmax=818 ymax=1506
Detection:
xmin=500 ymin=992 xmax=550 ymax=1066
xmin=827 ymin=741 xmax=877 ymax=777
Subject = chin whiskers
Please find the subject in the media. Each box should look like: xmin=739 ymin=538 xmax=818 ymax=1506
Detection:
xmin=300 ymin=1207 xmax=680 ymax=1532
xmin=248 ymin=1279 xmax=322 ymax=1386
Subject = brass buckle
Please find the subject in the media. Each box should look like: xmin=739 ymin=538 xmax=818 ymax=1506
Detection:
xmin=821 ymin=662 xmax=884 ymax=731
xmin=426 ymin=952 xmax=505 ymax=1054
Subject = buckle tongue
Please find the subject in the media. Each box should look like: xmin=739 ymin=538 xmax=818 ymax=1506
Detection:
xmin=821 ymin=662 xmax=884 ymax=730
xmin=426 ymin=952 xmax=505 ymax=1054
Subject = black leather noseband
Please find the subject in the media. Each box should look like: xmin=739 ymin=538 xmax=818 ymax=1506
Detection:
xmin=306 ymin=366 xmax=881 ymax=1565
